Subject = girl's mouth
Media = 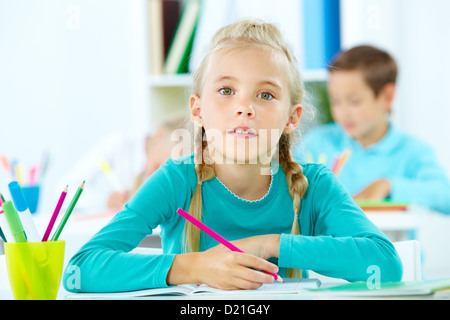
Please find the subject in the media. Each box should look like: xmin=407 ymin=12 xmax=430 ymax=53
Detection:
xmin=228 ymin=127 xmax=257 ymax=138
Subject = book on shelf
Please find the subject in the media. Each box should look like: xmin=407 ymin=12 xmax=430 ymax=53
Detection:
xmin=302 ymin=0 xmax=341 ymax=70
xmin=148 ymin=0 xmax=164 ymax=74
xmin=149 ymin=0 xmax=183 ymax=75
xmin=162 ymin=0 xmax=182 ymax=58
xmin=163 ymin=0 xmax=201 ymax=74
xmin=65 ymin=278 xmax=321 ymax=299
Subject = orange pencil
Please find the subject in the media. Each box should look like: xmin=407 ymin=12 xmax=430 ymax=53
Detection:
xmin=333 ymin=149 xmax=351 ymax=176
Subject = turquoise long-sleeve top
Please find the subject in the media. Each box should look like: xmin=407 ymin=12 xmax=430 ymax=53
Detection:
xmin=294 ymin=123 xmax=450 ymax=215
xmin=64 ymin=153 xmax=402 ymax=293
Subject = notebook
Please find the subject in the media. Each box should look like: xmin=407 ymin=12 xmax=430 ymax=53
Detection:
xmin=355 ymin=200 xmax=410 ymax=212
xmin=311 ymin=278 xmax=450 ymax=297
xmin=65 ymin=278 xmax=321 ymax=299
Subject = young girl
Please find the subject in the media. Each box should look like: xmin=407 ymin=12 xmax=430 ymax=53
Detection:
xmin=64 ymin=19 xmax=402 ymax=293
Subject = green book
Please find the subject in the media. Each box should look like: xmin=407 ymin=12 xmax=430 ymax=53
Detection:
xmin=163 ymin=0 xmax=201 ymax=74
xmin=311 ymin=279 xmax=450 ymax=297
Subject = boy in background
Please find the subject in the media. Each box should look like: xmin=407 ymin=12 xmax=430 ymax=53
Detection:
xmin=295 ymin=45 xmax=450 ymax=214
xmin=106 ymin=115 xmax=189 ymax=209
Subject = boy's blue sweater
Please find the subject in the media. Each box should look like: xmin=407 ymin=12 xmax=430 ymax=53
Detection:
xmin=295 ymin=123 xmax=450 ymax=214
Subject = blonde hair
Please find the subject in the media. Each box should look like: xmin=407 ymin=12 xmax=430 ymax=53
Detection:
xmin=184 ymin=19 xmax=308 ymax=278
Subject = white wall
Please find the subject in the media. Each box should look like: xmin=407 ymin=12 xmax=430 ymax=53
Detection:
xmin=0 ymin=0 xmax=148 ymax=212
xmin=395 ymin=0 xmax=450 ymax=175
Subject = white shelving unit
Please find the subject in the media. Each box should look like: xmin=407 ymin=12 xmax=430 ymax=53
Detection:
xmin=148 ymin=74 xmax=193 ymax=88
xmin=147 ymin=75 xmax=191 ymax=125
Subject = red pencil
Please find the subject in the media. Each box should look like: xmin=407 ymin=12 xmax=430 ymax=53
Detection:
xmin=42 ymin=185 xmax=68 ymax=241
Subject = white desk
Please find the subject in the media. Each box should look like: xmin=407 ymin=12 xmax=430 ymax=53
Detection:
xmin=1 ymin=206 xmax=447 ymax=300
xmin=1 ymin=256 xmax=449 ymax=301
xmin=364 ymin=205 xmax=425 ymax=242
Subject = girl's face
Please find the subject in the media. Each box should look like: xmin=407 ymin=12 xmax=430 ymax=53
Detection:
xmin=190 ymin=46 xmax=302 ymax=165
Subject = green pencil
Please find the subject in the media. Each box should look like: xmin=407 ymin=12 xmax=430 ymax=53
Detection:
xmin=51 ymin=180 xmax=85 ymax=241
xmin=2 ymin=200 xmax=27 ymax=243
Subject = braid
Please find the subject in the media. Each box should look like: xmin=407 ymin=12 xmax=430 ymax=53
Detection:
xmin=278 ymin=134 xmax=308 ymax=278
xmin=183 ymin=126 xmax=215 ymax=253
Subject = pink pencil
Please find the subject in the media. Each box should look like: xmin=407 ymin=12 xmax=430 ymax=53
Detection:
xmin=29 ymin=165 xmax=39 ymax=186
xmin=176 ymin=208 xmax=284 ymax=283
xmin=42 ymin=185 xmax=68 ymax=241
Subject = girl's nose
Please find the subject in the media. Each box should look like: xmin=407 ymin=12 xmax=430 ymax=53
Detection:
xmin=234 ymin=101 xmax=256 ymax=119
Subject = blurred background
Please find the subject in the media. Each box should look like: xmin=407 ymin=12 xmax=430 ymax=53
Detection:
xmin=1 ymin=0 xmax=450 ymax=279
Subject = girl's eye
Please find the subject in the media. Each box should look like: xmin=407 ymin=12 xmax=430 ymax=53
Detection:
xmin=219 ymin=88 xmax=234 ymax=95
xmin=258 ymin=92 xmax=274 ymax=100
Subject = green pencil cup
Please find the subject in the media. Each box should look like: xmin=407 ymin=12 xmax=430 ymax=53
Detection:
xmin=5 ymin=241 xmax=65 ymax=300
xmin=21 ymin=185 xmax=40 ymax=214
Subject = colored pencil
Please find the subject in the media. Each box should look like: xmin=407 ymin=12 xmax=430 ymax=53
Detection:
xmin=10 ymin=159 xmax=18 ymax=180
xmin=42 ymin=185 xmax=68 ymax=241
xmin=51 ymin=180 xmax=84 ymax=241
xmin=15 ymin=164 xmax=25 ymax=186
xmin=38 ymin=152 xmax=50 ymax=184
xmin=333 ymin=149 xmax=351 ymax=176
xmin=99 ymin=159 xmax=122 ymax=190
xmin=176 ymin=208 xmax=284 ymax=283
xmin=29 ymin=165 xmax=39 ymax=186
xmin=0 ymin=193 xmax=7 ymax=242
xmin=0 ymin=155 xmax=11 ymax=176
xmin=318 ymin=153 xmax=326 ymax=164
xmin=2 ymin=200 xmax=27 ymax=243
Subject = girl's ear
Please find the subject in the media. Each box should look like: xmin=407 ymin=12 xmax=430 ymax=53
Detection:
xmin=283 ymin=104 xmax=303 ymax=134
xmin=190 ymin=94 xmax=203 ymax=127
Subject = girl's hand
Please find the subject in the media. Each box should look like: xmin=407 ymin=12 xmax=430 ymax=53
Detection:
xmin=207 ymin=234 xmax=281 ymax=260
xmin=166 ymin=250 xmax=279 ymax=290
xmin=106 ymin=191 xmax=129 ymax=209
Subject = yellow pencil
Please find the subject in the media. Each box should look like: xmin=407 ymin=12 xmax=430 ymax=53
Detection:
xmin=318 ymin=153 xmax=326 ymax=164
xmin=15 ymin=164 xmax=25 ymax=186
xmin=99 ymin=159 xmax=122 ymax=191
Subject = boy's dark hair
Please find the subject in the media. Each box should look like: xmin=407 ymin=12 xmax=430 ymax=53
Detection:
xmin=329 ymin=45 xmax=398 ymax=97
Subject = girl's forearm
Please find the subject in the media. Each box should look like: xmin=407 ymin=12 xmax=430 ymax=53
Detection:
xmin=166 ymin=252 xmax=202 ymax=286
xmin=268 ymin=234 xmax=281 ymax=258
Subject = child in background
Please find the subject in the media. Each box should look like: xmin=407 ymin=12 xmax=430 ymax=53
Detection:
xmin=64 ymin=20 xmax=401 ymax=293
xmin=106 ymin=115 xmax=189 ymax=209
xmin=295 ymin=45 xmax=450 ymax=215
xmin=62 ymin=115 xmax=187 ymax=211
